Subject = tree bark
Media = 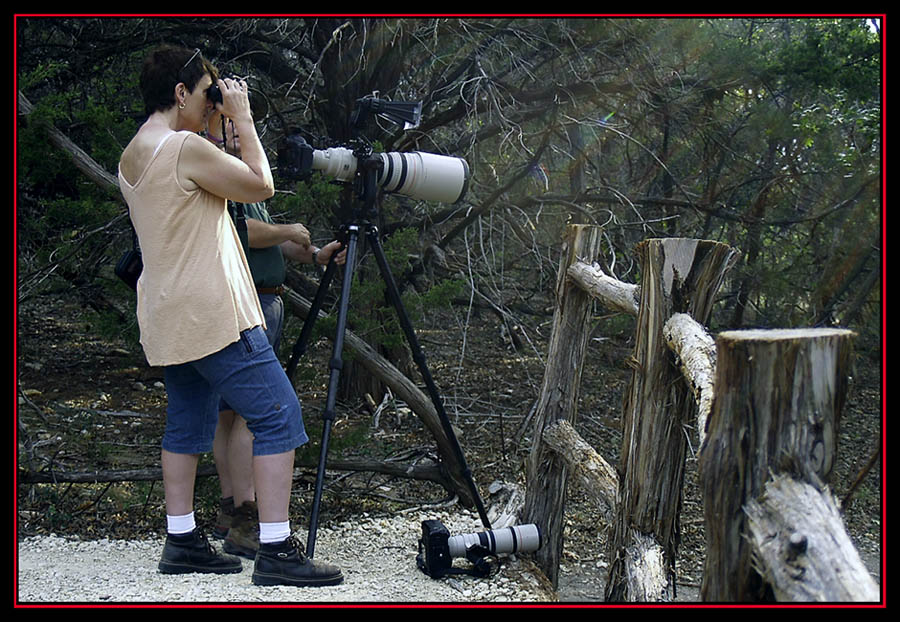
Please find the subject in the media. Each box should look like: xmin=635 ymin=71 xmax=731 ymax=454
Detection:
xmin=745 ymin=474 xmax=879 ymax=602
xmin=605 ymin=238 xmax=739 ymax=602
xmin=698 ymin=327 xmax=855 ymax=602
xmin=523 ymin=224 xmax=603 ymax=588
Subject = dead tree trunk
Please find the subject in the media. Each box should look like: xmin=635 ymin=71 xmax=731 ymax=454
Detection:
xmin=745 ymin=474 xmax=879 ymax=602
xmin=698 ymin=328 xmax=855 ymax=602
xmin=523 ymin=224 xmax=603 ymax=588
xmin=605 ymin=238 xmax=739 ymax=602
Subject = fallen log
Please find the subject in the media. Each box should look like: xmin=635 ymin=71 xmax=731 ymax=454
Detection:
xmin=745 ymin=474 xmax=879 ymax=602
xmin=18 ymin=454 xmax=449 ymax=487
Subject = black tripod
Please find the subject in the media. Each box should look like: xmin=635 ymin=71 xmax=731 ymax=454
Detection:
xmin=285 ymin=157 xmax=491 ymax=558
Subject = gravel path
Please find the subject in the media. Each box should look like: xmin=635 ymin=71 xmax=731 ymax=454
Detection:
xmin=16 ymin=510 xmax=555 ymax=605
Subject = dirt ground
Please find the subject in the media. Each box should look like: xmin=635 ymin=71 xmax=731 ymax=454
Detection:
xmin=15 ymin=292 xmax=884 ymax=602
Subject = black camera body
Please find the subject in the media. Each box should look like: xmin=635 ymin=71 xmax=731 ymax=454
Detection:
xmin=114 ymin=247 xmax=142 ymax=291
xmin=276 ymin=96 xmax=470 ymax=208
xmin=416 ymin=520 xmax=454 ymax=579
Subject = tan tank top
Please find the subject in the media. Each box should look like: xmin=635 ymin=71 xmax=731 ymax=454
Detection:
xmin=118 ymin=131 xmax=264 ymax=366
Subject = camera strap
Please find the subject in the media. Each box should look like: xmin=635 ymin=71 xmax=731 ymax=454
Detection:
xmin=228 ymin=201 xmax=248 ymax=253
xmin=415 ymin=546 xmax=499 ymax=579
xmin=462 ymin=546 xmax=499 ymax=578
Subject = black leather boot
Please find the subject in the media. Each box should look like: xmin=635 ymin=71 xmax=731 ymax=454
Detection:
xmin=158 ymin=528 xmax=243 ymax=575
xmin=252 ymin=535 xmax=343 ymax=587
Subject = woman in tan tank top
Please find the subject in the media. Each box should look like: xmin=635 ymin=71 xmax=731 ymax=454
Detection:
xmin=118 ymin=45 xmax=342 ymax=587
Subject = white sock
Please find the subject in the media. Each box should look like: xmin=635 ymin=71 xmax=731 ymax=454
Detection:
xmin=259 ymin=521 xmax=291 ymax=544
xmin=167 ymin=511 xmax=196 ymax=535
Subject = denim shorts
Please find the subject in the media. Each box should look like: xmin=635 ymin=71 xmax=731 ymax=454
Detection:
xmin=219 ymin=293 xmax=284 ymax=412
xmin=162 ymin=324 xmax=308 ymax=456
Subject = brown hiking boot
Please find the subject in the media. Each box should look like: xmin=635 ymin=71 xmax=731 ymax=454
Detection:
xmin=212 ymin=496 xmax=235 ymax=540
xmin=223 ymin=500 xmax=259 ymax=559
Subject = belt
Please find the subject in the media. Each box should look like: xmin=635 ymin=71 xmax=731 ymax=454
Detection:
xmin=256 ymin=285 xmax=285 ymax=296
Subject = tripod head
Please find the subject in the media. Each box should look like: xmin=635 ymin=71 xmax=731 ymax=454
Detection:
xmin=346 ymin=95 xmax=423 ymax=222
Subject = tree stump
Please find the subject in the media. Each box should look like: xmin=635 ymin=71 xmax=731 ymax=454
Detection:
xmin=698 ymin=327 xmax=855 ymax=602
xmin=523 ymin=224 xmax=603 ymax=588
xmin=605 ymin=238 xmax=739 ymax=602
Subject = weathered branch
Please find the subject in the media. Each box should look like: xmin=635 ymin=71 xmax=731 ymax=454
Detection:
xmin=540 ymin=419 xmax=618 ymax=524
xmin=745 ymin=474 xmax=879 ymax=602
xmin=281 ymin=286 xmax=476 ymax=507
xmin=662 ymin=312 xmax=716 ymax=448
xmin=18 ymin=91 xmax=121 ymax=196
xmin=567 ymin=261 xmax=639 ymax=316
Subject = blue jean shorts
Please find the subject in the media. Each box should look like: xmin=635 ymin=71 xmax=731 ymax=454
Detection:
xmin=219 ymin=293 xmax=284 ymax=412
xmin=162 ymin=324 xmax=308 ymax=456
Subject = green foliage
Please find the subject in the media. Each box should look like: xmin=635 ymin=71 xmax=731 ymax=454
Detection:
xmin=271 ymin=174 xmax=343 ymax=229
xmin=349 ymin=228 xmax=464 ymax=351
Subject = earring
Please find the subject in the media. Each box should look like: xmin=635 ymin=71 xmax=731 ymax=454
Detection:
xmin=179 ymin=101 xmax=186 ymax=110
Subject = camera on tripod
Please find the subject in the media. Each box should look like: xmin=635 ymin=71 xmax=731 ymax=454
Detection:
xmin=416 ymin=519 xmax=543 ymax=579
xmin=280 ymin=94 xmax=491 ymax=560
xmin=277 ymin=95 xmax=470 ymax=205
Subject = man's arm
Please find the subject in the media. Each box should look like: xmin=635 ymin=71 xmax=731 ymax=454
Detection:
xmin=282 ymin=239 xmax=346 ymax=266
xmin=245 ymin=218 xmax=346 ymax=267
xmin=245 ymin=218 xmax=310 ymax=250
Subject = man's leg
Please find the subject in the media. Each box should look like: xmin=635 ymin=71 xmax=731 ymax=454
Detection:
xmin=220 ymin=411 xmax=260 ymax=557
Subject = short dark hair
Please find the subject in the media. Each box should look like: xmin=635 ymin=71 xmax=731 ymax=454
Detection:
xmin=139 ymin=45 xmax=219 ymax=116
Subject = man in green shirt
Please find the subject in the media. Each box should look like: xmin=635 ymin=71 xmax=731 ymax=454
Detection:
xmin=205 ymin=112 xmax=346 ymax=560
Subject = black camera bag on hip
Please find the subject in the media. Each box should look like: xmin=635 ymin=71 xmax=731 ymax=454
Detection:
xmin=115 ymin=247 xmax=143 ymax=291
xmin=115 ymin=216 xmax=142 ymax=291
xmin=115 ymin=203 xmax=247 ymax=291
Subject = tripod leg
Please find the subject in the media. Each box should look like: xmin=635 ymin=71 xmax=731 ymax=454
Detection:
xmin=306 ymin=226 xmax=361 ymax=558
xmin=366 ymin=227 xmax=492 ymax=530
xmin=286 ymin=259 xmax=338 ymax=382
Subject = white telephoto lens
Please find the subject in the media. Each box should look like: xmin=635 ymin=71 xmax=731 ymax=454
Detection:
xmin=379 ymin=152 xmax=470 ymax=204
xmin=447 ymin=524 xmax=542 ymax=558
